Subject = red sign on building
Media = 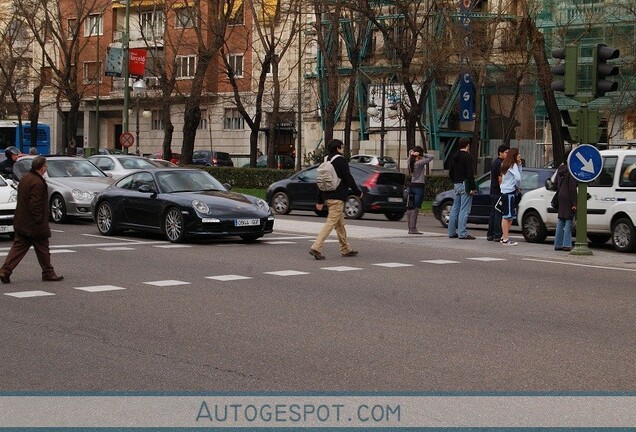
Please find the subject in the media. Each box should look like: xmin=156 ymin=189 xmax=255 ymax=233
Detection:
xmin=129 ymin=49 xmax=147 ymax=77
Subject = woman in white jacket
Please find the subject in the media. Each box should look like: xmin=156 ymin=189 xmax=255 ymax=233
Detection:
xmin=499 ymin=148 xmax=522 ymax=246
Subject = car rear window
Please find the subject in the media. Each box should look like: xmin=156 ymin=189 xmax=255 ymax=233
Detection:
xmin=215 ymin=152 xmax=231 ymax=161
xmin=377 ymin=172 xmax=405 ymax=186
xmin=379 ymin=156 xmax=396 ymax=164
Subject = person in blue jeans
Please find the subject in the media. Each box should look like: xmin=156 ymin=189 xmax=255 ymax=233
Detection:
xmin=448 ymin=138 xmax=477 ymax=239
xmin=554 ymin=161 xmax=578 ymax=251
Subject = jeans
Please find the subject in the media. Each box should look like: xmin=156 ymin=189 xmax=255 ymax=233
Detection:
xmin=448 ymin=182 xmax=473 ymax=238
xmin=487 ymin=193 xmax=502 ymax=239
xmin=554 ymin=217 xmax=573 ymax=249
xmin=408 ymin=186 xmax=425 ymax=210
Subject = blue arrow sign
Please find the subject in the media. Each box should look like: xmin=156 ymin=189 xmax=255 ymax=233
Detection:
xmin=567 ymin=144 xmax=603 ymax=182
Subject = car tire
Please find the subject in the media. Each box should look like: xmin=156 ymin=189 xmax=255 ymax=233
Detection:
xmin=385 ymin=211 xmax=405 ymax=221
xmin=240 ymin=234 xmax=262 ymax=243
xmin=96 ymin=201 xmax=117 ymax=236
xmin=271 ymin=191 xmax=291 ymax=215
xmin=611 ymin=217 xmax=635 ymax=252
xmin=50 ymin=194 xmax=68 ymax=223
xmin=344 ymin=195 xmax=364 ymax=219
xmin=587 ymin=234 xmax=611 ymax=246
xmin=163 ymin=207 xmax=185 ymax=243
xmin=439 ymin=199 xmax=452 ymax=228
xmin=521 ymin=210 xmax=547 ymax=243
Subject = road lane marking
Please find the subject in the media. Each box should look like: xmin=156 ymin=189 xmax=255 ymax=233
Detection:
xmin=321 ymin=266 xmax=363 ymax=272
xmin=50 ymin=249 xmax=76 ymax=254
xmin=75 ymin=285 xmax=127 ymax=292
xmin=264 ymin=270 xmax=310 ymax=276
xmin=98 ymin=247 xmax=136 ymax=251
xmin=206 ymin=275 xmax=252 ymax=281
xmin=467 ymin=257 xmax=507 ymax=262
xmin=263 ymin=241 xmax=296 ymax=245
xmin=4 ymin=291 xmax=55 ymax=298
xmin=373 ymin=262 xmax=414 ymax=268
xmin=420 ymin=259 xmax=460 ymax=264
xmin=143 ymin=280 xmax=191 ymax=286
xmin=153 ymin=245 xmax=192 ymax=249
xmin=523 ymin=258 xmax=636 ymax=272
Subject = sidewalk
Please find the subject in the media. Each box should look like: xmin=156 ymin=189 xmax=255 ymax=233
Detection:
xmin=273 ymin=218 xmax=636 ymax=271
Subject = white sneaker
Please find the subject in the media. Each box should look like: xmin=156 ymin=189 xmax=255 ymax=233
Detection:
xmin=501 ymin=238 xmax=518 ymax=246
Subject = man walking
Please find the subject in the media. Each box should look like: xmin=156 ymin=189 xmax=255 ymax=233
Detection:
xmin=448 ymin=137 xmax=477 ymax=240
xmin=309 ymin=139 xmax=362 ymax=260
xmin=0 ymin=156 xmax=63 ymax=283
xmin=487 ymin=145 xmax=509 ymax=241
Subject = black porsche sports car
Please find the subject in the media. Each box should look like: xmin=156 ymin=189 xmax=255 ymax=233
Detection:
xmin=91 ymin=168 xmax=274 ymax=243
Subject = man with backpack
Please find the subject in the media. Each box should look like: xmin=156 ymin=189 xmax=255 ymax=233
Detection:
xmin=309 ymin=139 xmax=362 ymax=260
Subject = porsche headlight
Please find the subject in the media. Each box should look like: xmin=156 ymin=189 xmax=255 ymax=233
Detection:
xmin=72 ymin=189 xmax=93 ymax=201
xmin=255 ymin=198 xmax=269 ymax=211
xmin=192 ymin=199 xmax=210 ymax=214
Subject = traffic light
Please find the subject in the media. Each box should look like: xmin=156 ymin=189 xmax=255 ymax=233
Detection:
xmin=551 ymin=45 xmax=577 ymax=97
xmin=560 ymin=109 xmax=580 ymax=143
xmin=592 ymin=44 xmax=620 ymax=98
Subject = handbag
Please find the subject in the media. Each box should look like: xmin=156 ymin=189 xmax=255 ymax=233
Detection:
xmin=550 ymin=174 xmax=564 ymax=210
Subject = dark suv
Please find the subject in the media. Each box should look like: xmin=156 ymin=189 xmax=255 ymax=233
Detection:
xmin=192 ymin=150 xmax=234 ymax=167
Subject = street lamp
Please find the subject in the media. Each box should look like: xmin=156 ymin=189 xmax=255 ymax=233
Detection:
xmin=121 ymin=0 xmax=131 ymax=154
xmin=366 ymin=80 xmax=387 ymax=157
xmin=132 ymin=78 xmax=149 ymax=156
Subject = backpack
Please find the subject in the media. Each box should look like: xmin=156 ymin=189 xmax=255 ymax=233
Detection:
xmin=316 ymin=154 xmax=342 ymax=191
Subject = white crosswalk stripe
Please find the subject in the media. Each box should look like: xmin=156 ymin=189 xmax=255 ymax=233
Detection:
xmin=75 ymin=285 xmax=127 ymax=292
xmin=321 ymin=266 xmax=363 ymax=272
xmin=420 ymin=259 xmax=460 ymax=264
xmin=467 ymin=257 xmax=507 ymax=262
xmin=143 ymin=280 xmax=191 ymax=286
xmin=206 ymin=275 xmax=252 ymax=281
xmin=264 ymin=270 xmax=310 ymax=276
xmin=373 ymin=262 xmax=414 ymax=268
xmin=4 ymin=290 xmax=55 ymax=298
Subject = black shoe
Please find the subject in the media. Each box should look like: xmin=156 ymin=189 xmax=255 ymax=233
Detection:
xmin=449 ymin=234 xmax=458 ymax=238
xmin=487 ymin=236 xmax=494 ymax=241
xmin=459 ymin=234 xmax=476 ymax=240
xmin=342 ymin=250 xmax=358 ymax=257
xmin=42 ymin=275 xmax=64 ymax=282
xmin=309 ymin=249 xmax=325 ymax=260
xmin=493 ymin=237 xmax=502 ymax=242
xmin=0 ymin=272 xmax=10 ymax=284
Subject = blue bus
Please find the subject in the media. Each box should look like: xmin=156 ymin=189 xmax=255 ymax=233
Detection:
xmin=0 ymin=120 xmax=51 ymax=155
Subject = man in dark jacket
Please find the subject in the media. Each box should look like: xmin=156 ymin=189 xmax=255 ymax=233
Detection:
xmin=487 ymin=144 xmax=509 ymax=241
xmin=0 ymin=146 xmax=22 ymax=179
xmin=448 ymin=137 xmax=477 ymax=239
xmin=0 ymin=156 xmax=63 ymax=283
xmin=309 ymin=139 xmax=363 ymax=260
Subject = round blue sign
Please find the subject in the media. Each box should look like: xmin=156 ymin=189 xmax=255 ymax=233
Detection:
xmin=567 ymin=144 xmax=603 ymax=183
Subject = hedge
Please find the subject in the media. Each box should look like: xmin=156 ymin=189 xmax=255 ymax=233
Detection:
xmin=192 ymin=166 xmax=454 ymax=200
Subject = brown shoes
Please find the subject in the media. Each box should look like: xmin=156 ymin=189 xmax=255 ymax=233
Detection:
xmin=0 ymin=272 xmax=10 ymax=284
xmin=309 ymin=249 xmax=326 ymax=260
xmin=42 ymin=275 xmax=64 ymax=282
xmin=342 ymin=250 xmax=358 ymax=257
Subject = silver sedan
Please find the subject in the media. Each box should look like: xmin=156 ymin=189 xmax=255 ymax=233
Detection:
xmin=88 ymin=155 xmax=159 ymax=179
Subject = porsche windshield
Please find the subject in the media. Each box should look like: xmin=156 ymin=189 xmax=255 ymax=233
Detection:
xmin=156 ymin=170 xmax=226 ymax=193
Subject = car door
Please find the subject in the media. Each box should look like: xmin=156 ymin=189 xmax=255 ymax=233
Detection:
xmin=468 ymin=173 xmax=491 ymax=223
xmin=285 ymin=166 xmax=319 ymax=210
xmin=586 ymin=155 xmax=618 ymax=231
xmin=122 ymin=171 xmax=163 ymax=228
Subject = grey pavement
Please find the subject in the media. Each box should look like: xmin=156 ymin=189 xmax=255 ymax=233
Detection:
xmin=273 ymin=218 xmax=636 ymax=271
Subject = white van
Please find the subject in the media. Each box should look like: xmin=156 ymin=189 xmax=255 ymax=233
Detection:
xmin=518 ymin=149 xmax=636 ymax=252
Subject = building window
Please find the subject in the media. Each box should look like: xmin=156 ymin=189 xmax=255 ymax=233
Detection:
xmin=176 ymin=55 xmax=196 ymax=78
xmin=224 ymin=108 xmax=244 ymax=130
xmin=227 ymin=54 xmax=244 ymax=78
xmin=175 ymin=7 xmax=195 ymax=28
xmin=82 ymin=61 xmax=101 ymax=83
xmin=68 ymin=18 xmax=77 ymax=39
xmin=198 ymin=110 xmax=208 ymax=130
xmin=141 ymin=11 xmax=165 ymax=39
xmin=151 ymin=111 xmax=164 ymax=130
xmin=84 ymin=14 xmax=103 ymax=37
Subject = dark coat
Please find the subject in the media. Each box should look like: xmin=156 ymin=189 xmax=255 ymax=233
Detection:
xmin=14 ymin=168 xmax=51 ymax=238
xmin=556 ymin=163 xmax=577 ymax=220
xmin=317 ymin=153 xmax=362 ymax=203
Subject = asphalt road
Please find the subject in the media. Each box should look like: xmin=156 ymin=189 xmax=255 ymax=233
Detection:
xmin=0 ymin=215 xmax=634 ymax=392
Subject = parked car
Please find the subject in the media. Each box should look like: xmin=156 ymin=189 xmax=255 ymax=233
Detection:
xmin=91 ymin=168 xmax=273 ymax=243
xmin=98 ymin=148 xmax=123 ymax=155
xmin=150 ymin=158 xmax=179 ymax=168
xmin=242 ymin=155 xmax=294 ymax=169
xmin=87 ymin=155 xmax=159 ymax=179
xmin=349 ymin=154 xmax=398 ymax=170
xmin=266 ymin=163 xmax=406 ymax=220
xmin=191 ymin=150 xmax=234 ymax=167
xmin=518 ymin=149 xmax=636 ymax=252
xmin=432 ymin=167 xmax=555 ymax=228
xmin=0 ymin=176 xmax=17 ymax=237
xmin=149 ymin=152 xmax=181 ymax=165
xmin=12 ymin=156 xmax=115 ymax=223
